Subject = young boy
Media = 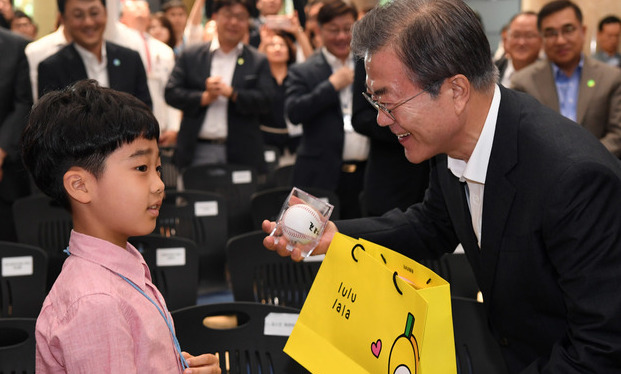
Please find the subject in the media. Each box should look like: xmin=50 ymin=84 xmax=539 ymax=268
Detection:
xmin=21 ymin=80 xmax=221 ymax=373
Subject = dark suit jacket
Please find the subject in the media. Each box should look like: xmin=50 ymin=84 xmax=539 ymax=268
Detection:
xmin=285 ymin=51 xmax=344 ymax=191
xmin=511 ymin=57 xmax=621 ymax=157
xmin=351 ymin=59 xmax=429 ymax=216
xmin=165 ymin=42 xmax=273 ymax=172
xmin=338 ymin=87 xmax=621 ymax=373
xmin=0 ymin=28 xmax=32 ymax=240
xmin=37 ymin=42 xmax=151 ymax=107
xmin=0 ymin=28 xmax=32 ymax=202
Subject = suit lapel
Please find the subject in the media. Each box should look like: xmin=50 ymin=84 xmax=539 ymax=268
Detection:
xmin=106 ymin=43 xmax=121 ymax=89
xmin=537 ymin=62 xmax=560 ymax=111
xmin=576 ymin=58 xmax=598 ymax=124
xmin=478 ymin=86 xmax=518 ymax=299
xmin=231 ymin=45 xmax=248 ymax=89
xmin=66 ymin=44 xmax=88 ymax=82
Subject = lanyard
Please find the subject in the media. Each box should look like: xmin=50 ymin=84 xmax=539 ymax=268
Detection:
xmin=117 ymin=273 xmax=189 ymax=371
xmin=64 ymin=248 xmax=189 ymax=370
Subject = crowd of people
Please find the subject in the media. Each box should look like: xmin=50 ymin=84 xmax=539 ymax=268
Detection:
xmin=2 ymin=0 xmax=621 ymax=372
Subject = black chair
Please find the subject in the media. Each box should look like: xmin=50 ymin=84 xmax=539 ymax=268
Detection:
xmin=0 ymin=242 xmax=48 ymax=318
xmin=171 ymin=302 xmax=309 ymax=373
xmin=155 ymin=190 xmax=228 ymax=285
xmin=160 ymin=146 xmax=179 ymax=190
xmin=270 ymin=164 xmax=294 ymax=187
xmin=249 ymin=186 xmax=340 ymax=230
xmin=226 ymin=230 xmax=322 ymax=309
xmin=129 ymin=235 xmax=199 ymax=311
xmin=452 ymin=296 xmax=509 ymax=374
xmin=0 ymin=317 xmax=36 ymax=373
xmin=419 ymin=253 xmax=480 ymax=299
xmin=12 ymin=194 xmax=73 ymax=290
xmin=182 ymin=164 xmax=258 ymax=238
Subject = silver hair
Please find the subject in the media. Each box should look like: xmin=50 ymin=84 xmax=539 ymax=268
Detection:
xmin=351 ymin=0 xmax=498 ymax=96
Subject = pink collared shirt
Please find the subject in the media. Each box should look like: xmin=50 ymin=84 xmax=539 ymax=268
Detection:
xmin=36 ymin=231 xmax=184 ymax=373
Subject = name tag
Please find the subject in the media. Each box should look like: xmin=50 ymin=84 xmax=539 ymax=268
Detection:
xmin=232 ymin=170 xmax=252 ymax=184
xmin=156 ymin=248 xmax=186 ymax=267
xmin=2 ymin=256 xmax=34 ymax=277
xmin=195 ymin=201 xmax=219 ymax=217
xmin=264 ymin=312 xmax=299 ymax=336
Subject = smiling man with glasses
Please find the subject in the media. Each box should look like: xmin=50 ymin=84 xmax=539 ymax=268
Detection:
xmin=512 ymin=0 xmax=621 ymax=157
xmin=263 ymin=0 xmax=621 ymax=372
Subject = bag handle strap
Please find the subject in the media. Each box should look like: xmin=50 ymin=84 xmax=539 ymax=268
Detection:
xmin=351 ymin=243 xmax=403 ymax=295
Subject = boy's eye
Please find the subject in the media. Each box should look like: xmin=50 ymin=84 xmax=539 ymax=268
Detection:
xmin=136 ymin=165 xmax=148 ymax=172
xmin=156 ymin=165 xmax=163 ymax=175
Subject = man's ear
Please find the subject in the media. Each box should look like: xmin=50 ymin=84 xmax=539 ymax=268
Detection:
xmin=449 ymin=74 xmax=470 ymax=116
xmin=63 ymin=167 xmax=93 ymax=205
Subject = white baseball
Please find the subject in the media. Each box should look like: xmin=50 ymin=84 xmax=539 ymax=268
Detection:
xmin=281 ymin=204 xmax=322 ymax=244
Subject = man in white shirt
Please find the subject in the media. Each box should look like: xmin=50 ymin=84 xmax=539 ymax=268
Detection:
xmin=495 ymin=11 xmax=542 ymax=88
xmin=121 ymin=0 xmax=180 ymax=146
xmin=285 ymin=0 xmax=369 ymax=218
xmin=37 ymin=0 xmax=151 ymax=107
xmin=165 ymin=0 xmax=274 ymax=173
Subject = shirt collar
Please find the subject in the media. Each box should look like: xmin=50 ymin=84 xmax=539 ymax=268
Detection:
xmin=210 ymin=37 xmax=244 ymax=55
xmin=552 ymin=54 xmax=584 ymax=78
xmin=321 ymin=47 xmax=353 ymax=68
xmin=67 ymin=230 xmax=151 ymax=288
xmin=447 ymin=84 xmax=501 ymax=184
xmin=74 ymin=40 xmax=107 ymax=64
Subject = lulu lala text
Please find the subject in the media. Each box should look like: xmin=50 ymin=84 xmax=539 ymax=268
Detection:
xmin=332 ymin=281 xmax=357 ymax=319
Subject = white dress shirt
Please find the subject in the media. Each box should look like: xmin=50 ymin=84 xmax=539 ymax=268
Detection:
xmin=447 ymin=85 xmax=501 ymax=247
xmin=321 ymin=47 xmax=369 ymax=161
xmin=199 ymin=39 xmax=243 ymax=140
xmin=74 ymin=42 xmax=110 ymax=88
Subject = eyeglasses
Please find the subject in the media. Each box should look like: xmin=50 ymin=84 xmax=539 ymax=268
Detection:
xmin=542 ymin=24 xmax=578 ymax=40
xmin=362 ymin=88 xmax=428 ymax=121
xmin=507 ymin=32 xmax=540 ymax=41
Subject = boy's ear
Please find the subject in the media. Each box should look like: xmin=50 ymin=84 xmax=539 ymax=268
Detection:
xmin=63 ymin=167 xmax=93 ymax=204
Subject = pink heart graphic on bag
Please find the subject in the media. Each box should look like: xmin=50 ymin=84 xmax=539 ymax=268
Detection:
xmin=371 ymin=339 xmax=382 ymax=358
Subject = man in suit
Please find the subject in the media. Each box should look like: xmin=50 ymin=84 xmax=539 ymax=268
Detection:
xmin=0 ymin=28 xmax=31 ymax=241
xmin=263 ymin=0 xmax=621 ymax=372
xmin=495 ymin=11 xmax=542 ymax=88
xmin=511 ymin=1 xmax=621 ymax=157
xmin=593 ymin=15 xmax=621 ymax=66
xmin=38 ymin=0 xmax=151 ymax=108
xmin=286 ymin=0 xmax=368 ymax=219
xmin=165 ymin=0 xmax=273 ymax=173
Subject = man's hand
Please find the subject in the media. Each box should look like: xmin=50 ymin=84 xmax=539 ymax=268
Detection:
xmin=329 ymin=66 xmax=354 ymax=91
xmin=182 ymin=352 xmax=221 ymax=374
xmin=262 ymin=219 xmax=339 ymax=262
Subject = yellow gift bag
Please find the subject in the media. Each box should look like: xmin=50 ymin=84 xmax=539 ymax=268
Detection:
xmin=284 ymin=233 xmax=456 ymax=373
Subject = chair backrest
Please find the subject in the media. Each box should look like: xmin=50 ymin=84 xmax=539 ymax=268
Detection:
xmin=155 ymin=190 xmax=228 ymax=284
xmin=0 ymin=242 xmax=48 ymax=318
xmin=12 ymin=194 xmax=73 ymax=290
xmin=451 ymin=296 xmax=509 ymax=374
xmin=129 ymin=235 xmax=199 ymax=311
xmin=160 ymin=146 xmax=179 ymax=190
xmin=249 ymin=186 xmax=341 ymax=230
xmin=270 ymin=164 xmax=294 ymax=187
xmin=0 ymin=317 xmax=36 ymax=373
xmin=182 ymin=164 xmax=258 ymax=237
xmin=171 ymin=302 xmax=309 ymax=374
xmin=419 ymin=253 xmax=480 ymax=299
xmin=226 ymin=231 xmax=322 ymax=309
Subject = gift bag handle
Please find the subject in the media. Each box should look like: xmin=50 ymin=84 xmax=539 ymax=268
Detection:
xmin=351 ymin=243 xmax=403 ymax=295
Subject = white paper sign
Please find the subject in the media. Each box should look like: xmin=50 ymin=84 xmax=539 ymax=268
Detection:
xmin=264 ymin=312 xmax=299 ymax=336
xmin=264 ymin=149 xmax=277 ymax=163
xmin=2 ymin=256 xmax=34 ymax=277
xmin=156 ymin=248 xmax=186 ymax=267
xmin=232 ymin=170 xmax=252 ymax=184
xmin=194 ymin=201 xmax=218 ymax=217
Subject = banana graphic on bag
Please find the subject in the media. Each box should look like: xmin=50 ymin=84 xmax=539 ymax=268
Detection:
xmin=388 ymin=312 xmax=420 ymax=374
